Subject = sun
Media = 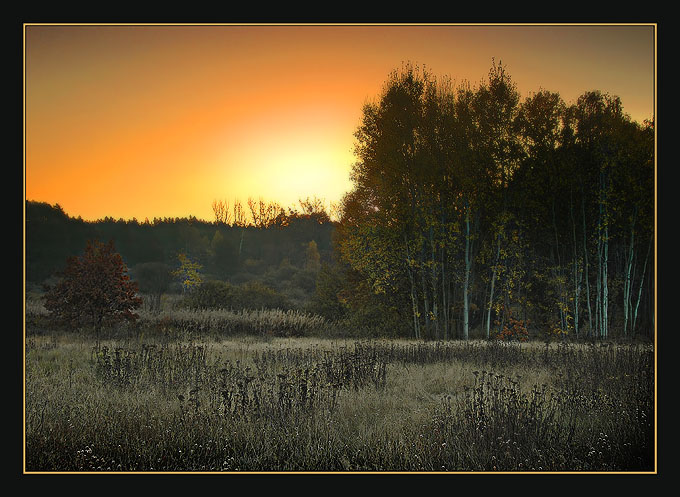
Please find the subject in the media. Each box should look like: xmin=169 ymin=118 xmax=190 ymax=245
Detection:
xmin=209 ymin=103 xmax=355 ymax=212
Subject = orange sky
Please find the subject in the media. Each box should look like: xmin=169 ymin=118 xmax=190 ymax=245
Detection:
xmin=24 ymin=23 xmax=656 ymax=222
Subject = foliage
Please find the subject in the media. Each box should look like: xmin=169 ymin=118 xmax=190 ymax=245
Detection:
xmin=305 ymin=240 xmax=321 ymax=271
xmin=309 ymin=262 xmax=348 ymax=320
xmin=172 ymin=252 xmax=203 ymax=293
xmin=185 ymin=280 xmax=234 ymax=310
xmin=43 ymin=240 xmax=142 ymax=332
xmin=495 ymin=312 xmax=529 ymax=342
xmin=185 ymin=279 xmax=292 ymax=313
xmin=335 ymin=61 xmax=654 ymax=340
xmin=232 ymin=280 xmax=292 ymax=311
xmin=25 ymin=201 xmax=336 ymax=294
xmin=25 ymin=202 xmax=97 ymax=282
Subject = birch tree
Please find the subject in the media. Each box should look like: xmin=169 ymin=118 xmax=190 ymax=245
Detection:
xmin=472 ymin=61 xmax=523 ymax=338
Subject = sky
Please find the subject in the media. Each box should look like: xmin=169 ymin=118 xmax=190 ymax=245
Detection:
xmin=24 ymin=23 xmax=656 ymax=223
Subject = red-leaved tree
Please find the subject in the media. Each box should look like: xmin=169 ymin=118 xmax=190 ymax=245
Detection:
xmin=44 ymin=240 xmax=142 ymax=338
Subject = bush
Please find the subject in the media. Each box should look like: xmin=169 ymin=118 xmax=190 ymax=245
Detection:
xmin=497 ymin=315 xmax=529 ymax=342
xmin=308 ymin=263 xmax=348 ymax=321
xmin=187 ymin=280 xmax=235 ymax=310
xmin=186 ymin=279 xmax=292 ymax=311
xmin=290 ymin=268 xmax=317 ymax=294
xmin=234 ymin=281 xmax=291 ymax=310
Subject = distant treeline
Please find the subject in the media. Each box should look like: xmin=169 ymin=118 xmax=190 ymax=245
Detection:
xmin=25 ymin=198 xmax=335 ymax=307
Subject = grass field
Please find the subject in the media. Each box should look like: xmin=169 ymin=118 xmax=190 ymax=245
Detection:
xmin=24 ymin=323 xmax=655 ymax=473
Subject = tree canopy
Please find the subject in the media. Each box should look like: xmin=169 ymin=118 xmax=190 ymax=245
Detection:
xmin=334 ymin=62 xmax=654 ymax=340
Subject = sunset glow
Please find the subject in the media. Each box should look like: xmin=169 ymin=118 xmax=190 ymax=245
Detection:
xmin=24 ymin=23 xmax=656 ymax=222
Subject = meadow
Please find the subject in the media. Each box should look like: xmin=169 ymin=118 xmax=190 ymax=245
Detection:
xmin=24 ymin=304 xmax=655 ymax=473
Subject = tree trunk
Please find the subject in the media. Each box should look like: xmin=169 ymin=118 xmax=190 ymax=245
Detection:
xmin=421 ymin=250 xmax=430 ymax=340
xmin=551 ymin=200 xmax=567 ymax=333
xmin=486 ymin=231 xmax=501 ymax=339
xmin=603 ymin=222 xmax=609 ymax=339
xmin=405 ymin=235 xmax=420 ymax=340
xmin=582 ymin=191 xmax=593 ymax=337
xmin=570 ymin=195 xmax=581 ymax=338
xmin=429 ymin=225 xmax=440 ymax=340
xmin=602 ymin=170 xmax=609 ymax=339
xmin=441 ymin=241 xmax=449 ymax=340
xmin=623 ymin=208 xmax=637 ymax=336
xmin=463 ymin=201 xmax=471 ymax=340
xmin=633 ymin=234 xmax=652 ymax=335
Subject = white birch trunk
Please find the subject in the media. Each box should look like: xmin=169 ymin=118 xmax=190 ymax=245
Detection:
xmin=633 ymin=235 xmax=652 ymax=334
xmin=570 ymin=197 xmax=580 ymax=338
xmin=405 ymin=236 xmax=420 ymax=340
xmin=486 ymin=231 xmax=501 ymax=339
xmin=623 ymin=211 xmax=636 ymax=337
xmin=582 ymin=193 xmax=593 ymax=336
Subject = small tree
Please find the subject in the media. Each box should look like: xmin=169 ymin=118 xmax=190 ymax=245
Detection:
xmin=44 ymin=240 xmax=142 ymax=342
xmin=173 ymin=252 xmax=203 ymax=293
xmin=305 ymin=240 xmax=321 ymax=271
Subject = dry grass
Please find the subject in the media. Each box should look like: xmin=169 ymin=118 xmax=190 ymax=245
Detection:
xmin=24 ymin=331 xmax=654 ymax=472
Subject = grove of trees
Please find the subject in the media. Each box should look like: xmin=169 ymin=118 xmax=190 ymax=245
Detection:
xmin=334 ymin=61 xmax=654 ymax=341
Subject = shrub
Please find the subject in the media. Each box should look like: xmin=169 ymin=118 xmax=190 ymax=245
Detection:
xmin=185 ymin=279 xmax=292 ymax=312
xmin=232 ymin=281 xmax=291 ymax=311
xmin=497 ymin=315 xmax=529 ymax=342
xmin=187 ymin=280 xmax=235 ymax=310
xmin=308 ymin=263 xmax=348 ymax=321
